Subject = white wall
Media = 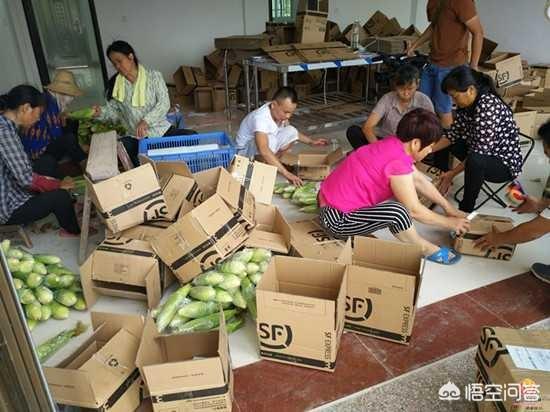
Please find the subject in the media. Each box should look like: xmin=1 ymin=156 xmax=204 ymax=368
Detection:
xmin=330 ymin=0 xmax=413 ymax=29
xmin=94 ymin=0 xmax=268 ymax=81
xmin=477 ymin=0 xmax=550 ymax=64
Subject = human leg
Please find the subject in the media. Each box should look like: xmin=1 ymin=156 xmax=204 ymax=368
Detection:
xmin=346 ymin=125 xmax=369 ymax=150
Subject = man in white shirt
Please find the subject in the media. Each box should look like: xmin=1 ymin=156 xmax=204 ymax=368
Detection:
xmin=236 ymin=87 xmax=328 ymax=186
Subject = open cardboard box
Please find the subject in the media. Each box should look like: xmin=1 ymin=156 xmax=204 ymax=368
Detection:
xmin=44 ymin=312 xmax=144 ymax=411
xmin=475 ymin=326 xmax=550 ymax=412
xmin=290 ymin=218 xmax=345 ymax=261
xmin=81 ymin=237 xmax=174 ymax=309
xmin=416 ymin=162 xmax=444 ymax=208
xmin=280 ymin=148 xmax=344 ymax=181
xmin=245 ymin=203 xmax=291 ymax=254
xmin=120 ymin=220 xmax=172 ymax=242
xmin=194 ymin=167 xmax=256 ymax=231
xmin=513 ymin=109 xmax=538 ymax=137
xmin=338 ymin=237 xmax=424 ymax=345
xmin=87 ymin=163 xmax=168 ymax=233
xmin=151 ymin=194 xmax=249 ymax=283
xmin=454 ymin=214 xmax=516 ymax=260
xmin=173 ymin=66 xmax=207 ymax=96
xmin=482 ymin=52 xmax=523 ymax=88
xmin=256 ymin=256 xmax=347 ymax=372
xmin=229 ymin=155 xmax=277 ymax=205
xmin=136 ymin=313 xmax=233 ymax=412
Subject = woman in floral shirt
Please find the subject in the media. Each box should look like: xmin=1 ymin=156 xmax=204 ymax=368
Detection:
xmin=433 ymin=66 xmax=522 ymax=212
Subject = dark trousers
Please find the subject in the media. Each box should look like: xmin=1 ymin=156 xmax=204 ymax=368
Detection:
xmin=121 ymin=127 xmax=197 ymax=167
xmin=346 ymin=125 xmax=370 ymax=150
xmin=7 ymin=190 xmax=80 ymax=234
xmin=448 ymin=140 xmax=512 ymax=212
xmin=33 ymin=123 xmax=87 ymax=179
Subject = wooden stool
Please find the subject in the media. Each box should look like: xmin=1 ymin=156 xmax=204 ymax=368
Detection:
xmin=0 ymin=225 xmax=33 ymax=249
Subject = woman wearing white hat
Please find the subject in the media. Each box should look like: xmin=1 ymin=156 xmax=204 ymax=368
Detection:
xmin=20 ymin=70 xmax=87 ymax=178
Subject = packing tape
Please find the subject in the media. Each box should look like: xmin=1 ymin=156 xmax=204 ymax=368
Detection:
xmin=100 ymin=368 xmax=141 ymax=412
xmin=102 ymin=189 xmax=164 ymax=218
xmin=242 ymin=162 xmax=254 ymax=190
xmin=96 ymin=245 xmax=156 ymax=258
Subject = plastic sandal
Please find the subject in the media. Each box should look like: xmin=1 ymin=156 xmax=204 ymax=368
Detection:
xmin=426 ymin=247 xmax=461 ymax=265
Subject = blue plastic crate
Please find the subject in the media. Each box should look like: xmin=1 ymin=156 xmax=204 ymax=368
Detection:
xmin=138 ymin=131 xmax=236 ymax=173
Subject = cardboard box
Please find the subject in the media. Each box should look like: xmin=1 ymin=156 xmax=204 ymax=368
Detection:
xmin=454 ymin=214 xmax=516 ymax=260
xmin=479 ymin=38 xmax=499 ymax=65
xmin=211 ymin=85 xmax=226 ymax=112
xmin=194 ymin=86 xmax=214 ymax=112
xmin=151 ymin=194 xmax=248 ymax=283
xmin=294 ymin=42 xmax=357 ymax=62
xmin=400 ymin=24 xmax=421 ymax=37
xmin=44 ymin=312 xmax=144 ymax=410
xmin=256 ymin=256 xmax=346 ymax=372
xmin=214 ymin=35 xmax=270 ymax=50
xmin=136 ymin=313 xmax=233 ymax=412
xmin=416 ymin=163 xmax=443 ymax=208
xmin=475 ymin=326 xmax=550 ymax=412
xmin=366 ymin=35 xmax=424 ymax=54
xmin=482 ymin=53 xmax=523 ymax=87
xmin=325 ymin=20 xmax=341 ymax=42
xmin=173 ymin=66 xmax=207 ymax=96
xmin=246 ymin=203 xmax=291 ymax=254
xmin=364 ymin=10 xmax=390 ymax=36
xmin=523 ymin=89 xmax=550 ymax=113
xmin=531 ymin=63 xmax=550 ymax=88
xmin=227 ymin=65 xmax=242 ymax=88
xmin=260 ymin=70 xmax=279 ymax=91
xmin=266 ymin=22 xmax=296 ymax=45
xmin=81 ymin=237 xmax=174 ymax=308
xmin=290 ymin=218 xmax=345 ymax=261
xmin=297 ymin=0 xmax=328 ymax=14
xmin=229 ymin=155 xmax=277 ymax=205
xmin=337 ymin=237 xmax=423 ymax=345
xmin=534 ymin=112 xmax=550 ymax=136
xmin=120 ymin=220 xmax=172 ymax=242
xmin=295 ymin=13 xmax=328 ymax=44
xmin=378 ymin=17 xmax=402 ymax=37
xmin=280 ymin=148 xmax=344 ymax=180
xmin=204 ymin=50 xmax=225 ymax=81
xmin=194 ymin=166 xmax=256 ymax=231
xmin=87 ymin=163 xmax=168 ymax=234
xmin=513 ymin=109 xmax=538 ymax=137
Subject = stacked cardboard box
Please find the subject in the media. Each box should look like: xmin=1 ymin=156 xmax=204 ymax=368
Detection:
xmin=295 ymin=0 xmax=329 ymax=44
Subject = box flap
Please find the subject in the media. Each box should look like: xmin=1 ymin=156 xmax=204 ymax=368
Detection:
xmin=217 ymin=310 xmax=231 ymax=382
xmin=325 ymin=148 xmax=344 ymax=165
xmin=246 ymin=203 xmax=291 ymax=253
xmin=44 ymin=368 xmax=98 ymax=408
xmin=145 ymin=265 xmax=162 ymax=309
xmin=290 ymin=218 xmax=345 ymax=261
xmin=230 ymin=155 xmax=277 ymax=205
xmin=90 ymin=312 xmax=145 ymax=343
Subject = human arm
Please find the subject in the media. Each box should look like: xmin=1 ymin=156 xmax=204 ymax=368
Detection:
xmin=93 ymin=98 xmax=119 ymax=123
xmin=361 ymin=112 xmax=382 ymax=144
xmin=512 ymin=196 xmax=550 ymax=214
xmin=406 ymin=24 xmax=433 ymax=56
xmin=412 ymin=168 xmax=466 ymax=217
xmin=0 ymin=129 xmax=33 ymax=188
xmin=474 ymin=216 xmax=550 ymax=249
xmin=255 ymin=132 xmax=303 ymax=186
xmin=297 ymin=132 xmax=328 ymax=146
xmin=465 ymin=16 xmax=484 ymax=69
xmin=390 ymin=173 xmax=470 ymax=234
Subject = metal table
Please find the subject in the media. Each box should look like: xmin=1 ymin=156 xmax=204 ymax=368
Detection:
xmin=241 ymin=52 xmax=382 ymax=113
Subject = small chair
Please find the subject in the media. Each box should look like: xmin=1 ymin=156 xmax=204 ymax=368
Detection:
xmin=454 ymin=132 xmax=536 ymax=210
xmin=0 ymin=225 xmax=33 ymax=248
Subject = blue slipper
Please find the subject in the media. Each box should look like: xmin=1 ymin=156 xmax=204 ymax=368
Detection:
xmin=426 ymin=247 xmax=461 ymax=265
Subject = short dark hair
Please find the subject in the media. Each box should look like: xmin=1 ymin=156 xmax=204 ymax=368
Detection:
xmin=396 ymin=108 xmax=442 ymax=148
xmin=392 ymin=64 xmax=420 ymax=87
xmin=106 ymin=40 xmax=139 ymax=65
xmin=273 ymin=87 xmax=298 ymax=104
xmin=0 ymin=85 xmax=45 ymax=112
xmin=441 ymin=65 xmax=498 ymax=97
xmin=538 ymin=120 xmax=550 ymax=147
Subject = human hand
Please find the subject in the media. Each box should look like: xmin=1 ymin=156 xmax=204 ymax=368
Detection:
xmin=445 ymin=206 xmax=468 ymax=219
xmin=136 ymin=119 xmax=149 ymax=139
xmin=405 ymin=40 xmax=415 ymax=57
xmin=60 ymin=177 xmax=75 ymax=190
xmin=285 ymin=171 xmax=303 ymax=187
xmin=511 ymin=195 xmax=541 ymax=214
xmin=437 ymin=172 xmax=454 ymax=196
xmin=311 ymin=138 xmax=329 ymax=146
xmin=473 ymin=225 xmax=502 ymax=251
xmin=92 ymin=105 xmax=101 ymax=117
xmin=448 ymin=217 xmax=470 ymax=236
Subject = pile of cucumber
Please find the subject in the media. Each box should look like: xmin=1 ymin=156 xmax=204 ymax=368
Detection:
xmin=273 ymin=182 xmax=319 ymax=214
xmin=152 ymin=248 xmax=272 ymax=335
xmin=2 ymin=240 xmax=86 ymax=331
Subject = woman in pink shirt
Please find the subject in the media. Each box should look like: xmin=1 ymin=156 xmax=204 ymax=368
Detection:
xmin=319 ymin=109 xmax=470 ymax=264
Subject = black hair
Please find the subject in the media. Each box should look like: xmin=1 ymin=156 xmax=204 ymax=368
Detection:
xmin=273 ymin=87 xmax=298 ymax=104
xmin=396 ymin=108 xmax=442 ymax=149
xmin=538 ymin=120 xmax=550 ymax=147
xmin=106 ymin=40 xmax=139 ymax=65
xmin=0 ymin=85 xmax=45 ymax=112
xmin=441 ymin=66 xmax=499 ymax=98
xmin=392 ymin=64 xmax=420 ymax=87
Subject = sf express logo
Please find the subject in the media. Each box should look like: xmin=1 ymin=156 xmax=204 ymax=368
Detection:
xmin=478 ymin=326 xmax=509 ymax=368
xmin=258 ymin=323 xmax=293 ymax=350
xmin=345 ymin=296 xmax=373 ymax=322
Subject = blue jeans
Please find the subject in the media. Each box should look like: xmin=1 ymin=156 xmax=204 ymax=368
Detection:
xmin=419 ymin=63 xmax=455 ymax=114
